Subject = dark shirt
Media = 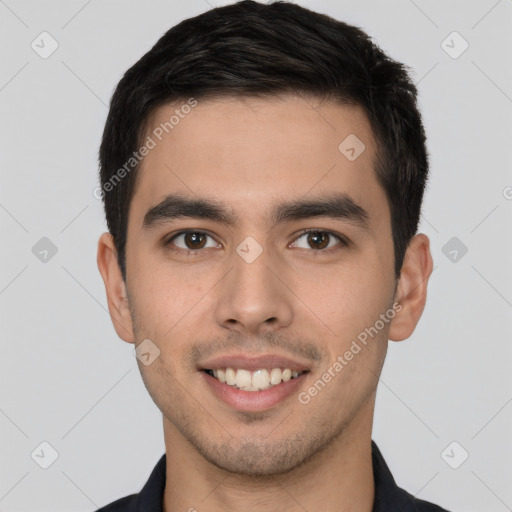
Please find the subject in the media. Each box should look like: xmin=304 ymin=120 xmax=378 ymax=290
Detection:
xmin=96 ymin=440 xmax=450 ymax=511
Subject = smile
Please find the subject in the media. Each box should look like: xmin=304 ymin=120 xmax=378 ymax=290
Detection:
xmin=204 ymin=367 xmax=305 ymax=391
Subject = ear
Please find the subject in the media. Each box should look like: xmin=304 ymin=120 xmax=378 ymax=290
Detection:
xmin=388 ymin=233 xmax=433 ymax=342
xmin=97 ymin=232 xmax=135 ymax=343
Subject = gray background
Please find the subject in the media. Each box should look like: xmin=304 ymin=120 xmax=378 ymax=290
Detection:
xmin=1 ymin=0 xmax=511 ymax=510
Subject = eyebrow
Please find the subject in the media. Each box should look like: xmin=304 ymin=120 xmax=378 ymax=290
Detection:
xmin=142 ymin=193 xmax=371 ymax=231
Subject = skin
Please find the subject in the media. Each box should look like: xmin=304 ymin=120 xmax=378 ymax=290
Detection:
xmin=97 ymin=94 xmax=433 ymax=512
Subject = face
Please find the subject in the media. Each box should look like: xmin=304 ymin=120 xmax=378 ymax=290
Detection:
xmin=101 ymin=94 xmax=409 ymax=476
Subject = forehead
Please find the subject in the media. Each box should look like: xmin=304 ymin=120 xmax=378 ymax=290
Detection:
xmin=131 ymin=94 xmax=388 ymax=229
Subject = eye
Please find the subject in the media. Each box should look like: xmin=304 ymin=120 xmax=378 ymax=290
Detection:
xmin=291 ymin=229 xmax=347 ymax=252
xmin=166 ymin=231 xmax=220 ymax=253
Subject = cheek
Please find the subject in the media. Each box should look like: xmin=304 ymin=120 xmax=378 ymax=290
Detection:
xmin=128 ymin=255 xmax=214 ymax=339
xmin=294 ymin=254 xmax=391 ymax=341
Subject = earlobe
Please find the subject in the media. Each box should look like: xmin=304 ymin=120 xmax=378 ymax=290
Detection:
xmin=388 ymin=233 xmax=433 ymax=342
xmin=96 ymin=232 xmax=135 ymax=343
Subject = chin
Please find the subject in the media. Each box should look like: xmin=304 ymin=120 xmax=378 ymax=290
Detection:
xmin=193 ymin=431 xmax=333 ymax=477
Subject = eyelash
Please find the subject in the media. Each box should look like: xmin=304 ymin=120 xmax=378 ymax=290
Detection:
xmin=295 ymin=228 xmax=348 ymax=254
xmin=164 ymin=228 xmax=348 ymax=256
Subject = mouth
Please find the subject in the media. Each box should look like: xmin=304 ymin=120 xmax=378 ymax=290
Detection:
xmin=203 ymin=367 xmax=307 ymax=392
xmin=198 ymin=354 xmax=312 ymax=411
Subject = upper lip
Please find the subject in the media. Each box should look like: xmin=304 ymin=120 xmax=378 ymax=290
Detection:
xmin=198 ymin=353 xmax=312 ymax=372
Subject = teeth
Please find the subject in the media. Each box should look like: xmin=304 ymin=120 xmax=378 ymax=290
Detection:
xmin=235 ymin=369 xmax=252 ymax=388
xmin=270 ymin=368 xmax=282 ymax=385
xmin=209 ymin=367 xmax=303 ymax=391
xmin=225 ymin=368 xmax=236 ymax=386
xmin=252 ymin=369 xmax=271 ymax=390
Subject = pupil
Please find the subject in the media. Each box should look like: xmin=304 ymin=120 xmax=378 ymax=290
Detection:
xmin=308 ymin=232 xmax=328 ymax=249
xmin=185 ymin=232 xmax=206 ymax=249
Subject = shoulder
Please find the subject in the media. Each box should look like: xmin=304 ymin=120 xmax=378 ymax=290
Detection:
xmin=94 ymin=453 xmax=166 ymax=512
xmin=95 ymin=494 xmax=138 ymax=512
xmin=396 ymin=486 xmax=451 ymax=512
xmin=371 ymin=440 xmax=451 ymax=512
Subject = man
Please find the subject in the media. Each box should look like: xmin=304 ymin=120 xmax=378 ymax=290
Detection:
xmin=96 ymin=1 xmax=449 ymax=510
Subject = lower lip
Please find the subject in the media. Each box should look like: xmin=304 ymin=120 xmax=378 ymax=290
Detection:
xmin=201 ymin=371 xmax=308 ymax=412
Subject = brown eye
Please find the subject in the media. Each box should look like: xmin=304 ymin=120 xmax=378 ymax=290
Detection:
xmin=291 ymin=230 xmax=346 ymax=252
xmin=184 ymin=232 xmax=207 ymax=249
xmin=166 ymin=231 xmax=219 ymax=252
xmin=307 ymin=231 xmax=330 ymax=249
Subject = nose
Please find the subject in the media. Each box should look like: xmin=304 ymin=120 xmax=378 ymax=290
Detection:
xmin=214 ymin=245 xmax=294 ymax=335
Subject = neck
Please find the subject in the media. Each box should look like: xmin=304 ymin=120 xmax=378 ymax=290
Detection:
xmin=163 ymin=398 xmax=375 ymax=512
